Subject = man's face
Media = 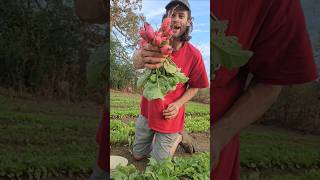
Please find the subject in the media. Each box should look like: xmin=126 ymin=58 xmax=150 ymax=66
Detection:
xmin=168 ymin=9 xmax=191 ymax=39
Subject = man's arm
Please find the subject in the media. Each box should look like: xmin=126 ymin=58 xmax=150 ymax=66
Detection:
xmin=211 ymin=81 xmax=282 ymax=169
xmin=163 ymin=88 xmax=199 ymax=119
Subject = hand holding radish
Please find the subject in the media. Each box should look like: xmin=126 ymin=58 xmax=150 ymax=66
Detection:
xmin=140 ymin=43 xmax=167 ymax=69
xmin=137 ymin=17 xmax=189 ymax=100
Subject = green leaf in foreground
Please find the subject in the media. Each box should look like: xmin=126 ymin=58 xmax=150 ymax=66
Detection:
xmin=211 ymin=15 xmax=253 ymax=79
xmin=111 ymin=153 xmax=210 ymax=180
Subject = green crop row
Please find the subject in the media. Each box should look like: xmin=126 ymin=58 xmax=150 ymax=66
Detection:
xmin=110 ymin=120 xmax=135 ymax=145
xmin=185 ymin=115 xmax=210 ymax=133
xmin=0 ymin=99 xmax=99 ymax=179
xmin=110 ymin=109 xmax=140 ymax=119
xmin=112 ymin=152 xmax=210 ymax=180
xmin=240 ymin=131 xmax=320 ymax=170
xmin=185 ymin=102 xmax=209 ymax=115
xmin=0 ymin=151 xmax=94 ymax=179
xmin=110 ymin=91 xmax=210 ymax=118
xmin=110 ymin=108 xmax=209 ymax=119
xmin=241 ymin=169 xmax=320 ymax=180
xmin=110 ymin=115 xmax=210 ymax=145
xmin=110 ymin=109 xmax=209 ymax=119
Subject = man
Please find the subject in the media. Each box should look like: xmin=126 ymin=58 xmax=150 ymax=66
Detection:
xmin=211 ymin=0 xmax=318 ymax=179
xmin=132 ymin=0 xmax=209 ymax=162
xmin=74 ymin=0 xmax=108 ymax=179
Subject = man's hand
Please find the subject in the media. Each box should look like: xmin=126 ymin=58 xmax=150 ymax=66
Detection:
xmin=141 ymin=43 xmax=167 ymax=69
xmin=163 ymin=102 xmax=182 ymax=119
xmin=134 ymin=43 xmax=167 ymax=69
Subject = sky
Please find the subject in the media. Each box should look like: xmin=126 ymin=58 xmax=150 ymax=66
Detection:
xmin=140 ymin=0 xmax=211 ymax=79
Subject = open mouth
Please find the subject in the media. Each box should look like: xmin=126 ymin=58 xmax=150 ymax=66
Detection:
xmin=171 ymin=25 xmax=181 ymax=31
xmin=172 ymin=26 xmax=181 ymax=32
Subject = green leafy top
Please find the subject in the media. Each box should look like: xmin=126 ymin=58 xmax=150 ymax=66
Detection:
xmin=137 ymin=57 xmax=189 ymax=100
xmin=211 ymin=15 xmax=253 ymax=79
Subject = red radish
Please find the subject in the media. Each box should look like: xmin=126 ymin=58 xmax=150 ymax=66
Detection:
xmin=137 ymin=16 xmax=189 ymax=100
xmin=160 ymin=45 xmax=173 ymax=55
xmin=161 ymin=37 xmax=168 ymax=42
xmin=161 ymin=17 xmax=171 ymax=31
xmin=139 ymin=18 xmax=174 ymax=56
xmin=163 ymin=28 xmax=173 ymax=37
xmin=139 ymin=28 xmax=148 ymax=41
xmin=155 ymin=31 xmax=162 ymax=37
xmin=144 ymin=22 xmax=155 ymax=42
xmin=154 ymin=35 xmax=162 ymax=46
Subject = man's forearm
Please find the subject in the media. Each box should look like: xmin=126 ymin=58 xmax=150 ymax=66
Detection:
xmin=176 ymin=88 xmax=199 ymax=106
xmin=213 ymin=82 xmax=282 ymax=147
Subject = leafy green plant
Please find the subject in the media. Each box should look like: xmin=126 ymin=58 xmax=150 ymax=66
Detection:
xmin=185 ymin=115 xmax=210 ymax=133
xmin=112 ymin=152 xmax=210 ymax=180
xmin=138 ymin=66 xmax=188 ymax=100
xmin=110 ymin=120 xmax=135 ymax=144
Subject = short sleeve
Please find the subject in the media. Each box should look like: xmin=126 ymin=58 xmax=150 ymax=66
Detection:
xmin=248 ymin=0 xmax=318 ymax=85
xmin=188 ymin=53 xmax=209 ymax=88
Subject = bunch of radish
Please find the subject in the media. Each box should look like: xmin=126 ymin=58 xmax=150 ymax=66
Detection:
xmin=137 ymin=17 xmax=188 ymax=100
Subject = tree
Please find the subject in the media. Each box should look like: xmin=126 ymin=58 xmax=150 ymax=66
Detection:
xmin=109 ymin=0 xmax=145 ymax=90
xmin=0 ymin=0 xmax=105 ymax=99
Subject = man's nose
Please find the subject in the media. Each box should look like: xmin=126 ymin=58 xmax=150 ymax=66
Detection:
xmin=172 ymin=16 xmax=179 ymax=22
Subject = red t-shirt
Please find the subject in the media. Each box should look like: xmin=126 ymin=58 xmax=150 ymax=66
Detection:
xmin=96 ymin=105 xmax=108 ymax=171
xmin=140 ymin=42 xmax=209 ymax=133
xmin=211 ymin=0 xmax=318 ymax=179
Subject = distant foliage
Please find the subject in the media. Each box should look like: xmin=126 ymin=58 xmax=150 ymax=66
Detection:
xmin=0 ymin=0 xmax=105 ymax=99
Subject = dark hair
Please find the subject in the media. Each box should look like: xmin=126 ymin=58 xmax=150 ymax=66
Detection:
xmin=163 ymin=5 xmax=193 ymax=42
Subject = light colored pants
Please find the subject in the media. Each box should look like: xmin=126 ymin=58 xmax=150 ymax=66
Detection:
xmin=132 ymin=115 xmax=180 ymax=161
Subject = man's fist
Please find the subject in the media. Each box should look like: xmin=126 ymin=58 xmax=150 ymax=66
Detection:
xmin=141 ymin=43 xmax=167 ymax=69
